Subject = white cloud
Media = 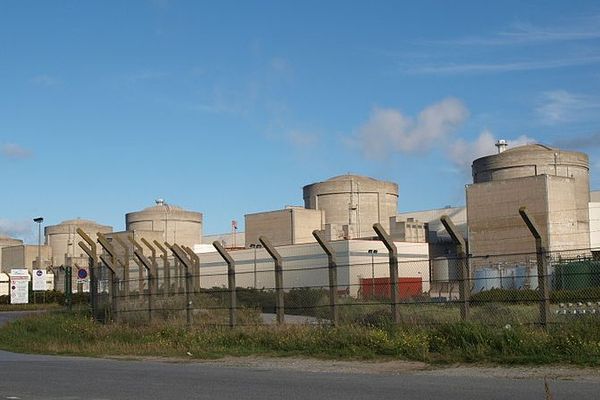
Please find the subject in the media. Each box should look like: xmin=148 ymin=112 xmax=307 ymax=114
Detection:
xmin=449 ymin=130 xmax=536 ymax=170
xmin=0 ymin=219 xmax=32 ymax=240
xmin=403 ymin=55 xmax=600 ymax=75
xmin=422 ymin=15 xmax=600 ymax=46
xmin=354 ymin=97 xmax=469 ymax=158
xmin=536 ymin=90 xmax=600 ymax=125
xmin=1 ymin=143 xmax=32 ymax=159
xmin=29 ymin=74 xmax=61 ymax=86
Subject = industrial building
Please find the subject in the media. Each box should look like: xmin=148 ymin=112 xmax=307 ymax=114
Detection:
xmin=303 ymin=174 xmax=399 ymax=239
xmin=1 ymin=244 xmax=51 ymax=273
xmin=125 ymin=200 xmax=203 ymax=249
xmin=45 ymin=219 xmax=113 ymax=267
xmin=194 ymin=239 xmax=429 ymax=297
xmin=0 ymin=236 xmax=23 ymax=270
xmin=245 ymin=206 xmax=324 ymax=247
xmin=467 ymin=143 xmax=591 ymax=259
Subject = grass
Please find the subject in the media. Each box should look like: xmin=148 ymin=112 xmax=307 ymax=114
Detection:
xmin=0 ymin=303 xmax=62 ymax=312
xmin=1 ymin=311 xmax=600 ymax=365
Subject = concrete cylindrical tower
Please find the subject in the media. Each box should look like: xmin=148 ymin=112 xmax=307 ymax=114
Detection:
xmin=303 ymin=174 xmax=399 ymax=239
xmin=125 ymin=202 xmax=203 ymax=248
xmin=45 ymin=219 xmax=113 ymax=266
xmin=472 ymin=143 xmax=590 ymax=232
xmin=0 ymin=236 xmax=23 ymax=249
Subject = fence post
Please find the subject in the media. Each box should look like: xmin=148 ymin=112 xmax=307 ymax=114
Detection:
xmin=519 ymin=207 xmax=550 ymax=329
xmin=440 ymin=215 xmax=470 ymax=321
xmin=64 ymin=266 xmax=72 ymax=311
xmin=213 ymin=241 xmax=237 ymax=328
xmin=167 ymin=242 xmax=184 ymax=293
xmin=77 ymin=228 xmax=98 ymax=319
xmin=113 ymin=236 xmax=130 ymax=298
xmin=312 ymin=230 xmax=339 ymax=326
xmin=153 ymin=240 xmax=171 ymax=295
xmin=141 ymin=238 xmax=160 ymax=294
xmin=73 ymin=263 xmax=83 ymax=294
xmin=168 ymin=243 xmax=193 ymax=327
xmin=129 ymin=237 xmax=155 ymax=323
xmin=183 ymin=246 xmax=200 ymax=291
xmin=259 ymin=236 xmax=284 ymax=325
xmin=372 ymin=223 xmax=400 ymax=324
xmin=97 ymin=233 xmax=119 ymax=322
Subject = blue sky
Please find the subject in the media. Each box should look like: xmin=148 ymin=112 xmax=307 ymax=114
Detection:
xmin=1 ymin=0 xmax=600 ymax=242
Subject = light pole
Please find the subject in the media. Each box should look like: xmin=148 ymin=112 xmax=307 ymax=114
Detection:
xmin=33 ymin=217 xmax=44 ymax=270
xmin=368 ymin=249 xmax=377 ymax=299
xmin=156 ymin=198 xmax=170 ymax=242
xmin=250 ymin=243 xmax=262 ymax=288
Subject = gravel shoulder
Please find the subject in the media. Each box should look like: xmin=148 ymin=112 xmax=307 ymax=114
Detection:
xmin=106 ymin=354 xmax=600 ymax=381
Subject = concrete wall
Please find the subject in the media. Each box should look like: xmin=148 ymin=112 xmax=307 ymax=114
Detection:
xmin=203 ymin=232 xmax=245 ymax=249
xmin=1 ymin=245 xmax=52 ymax=273
xmin=193 ymin=239 xmax=429 ymax=297
xmin=389 ymin=217 xmax=427 ymax=243
xmin=590 ymin=202 xmax=600 ymax=249
xmin=591 ymin=191 xmax=600 ymax=202
xmin=0 ymin=237 xmax=23 ymax=270
xmin=397 ymin=206 xmax=467 ymax=243
xmin=245 ymin=207 xmax=324 ymax=247
xmin=467 ymin=175 xmax=588 ymax=261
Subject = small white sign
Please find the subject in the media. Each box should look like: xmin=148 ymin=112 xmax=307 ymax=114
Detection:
xmin=32 ymin=269 xmax=46 ymax=291
xmin=10 ymin=269 xmax=29 ymax=304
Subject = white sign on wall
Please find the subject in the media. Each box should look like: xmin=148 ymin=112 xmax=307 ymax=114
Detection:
xmin=32 ymin=269 xmax=46 ymax=291
xmin=10 ymin=269 xmax=29 ymax=304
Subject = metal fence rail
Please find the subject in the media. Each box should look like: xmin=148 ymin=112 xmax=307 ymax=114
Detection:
xmin=66 ymin=236 xmax=600 ymax=329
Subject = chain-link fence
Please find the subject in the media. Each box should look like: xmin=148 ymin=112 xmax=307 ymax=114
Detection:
xmin=68 ymin=239 xmax=600 ymax=329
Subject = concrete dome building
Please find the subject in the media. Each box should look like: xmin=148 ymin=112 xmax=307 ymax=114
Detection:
xmin=125 ymin=200 xmax=203 ymax=248
xmin=0 ymin=236 xmax=23 ymax=249
xmin=472 ymin=143 xmax=590 ymax=236
xmin=467 ymin=142 xmax=591 ymax=258
xmin=45 ymin=219 xmax=113 ymax=266
xmin=303 ymin=174 xmax=399 ymax=238
xmin=472 ymin=143 xmax=589 ymax=203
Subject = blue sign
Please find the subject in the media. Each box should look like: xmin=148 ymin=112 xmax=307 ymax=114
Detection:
xmin=77 ymin=269 xmax=88 ymax=279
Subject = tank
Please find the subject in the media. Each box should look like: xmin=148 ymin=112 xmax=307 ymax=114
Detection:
xmin=126 ymin=201 xmax=203 ymax=248
xmin=515 ymin=265 xmax=538 ymax=290
xmin=431 ymin=257 xmax=459 ymax=283
xmin=45 ymin=219 xmax=113 ymax=267
xmin=553 ymin=261 xmax=600 ymax=290
xmin=303 ymin=174 xmax=398 ymax=239
xmin=472 ymin=143 xmax=590 ymax=243
xmin=499 ymin=266 xmax=516 ymax=289
xmin=473 ymin=267 xmax=501 ymax=292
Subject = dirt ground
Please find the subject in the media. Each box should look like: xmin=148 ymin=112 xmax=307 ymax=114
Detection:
xmin=109 ymin=354 xmax=600 ymax=381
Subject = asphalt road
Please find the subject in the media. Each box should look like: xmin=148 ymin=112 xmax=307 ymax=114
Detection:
xmin=0 ymin=312 xmax=598 ymax=400
xmin=2 ymin=350 xmax=599 ymax=400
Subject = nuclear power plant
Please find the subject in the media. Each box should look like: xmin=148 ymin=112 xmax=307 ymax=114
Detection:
xmin=0 ymin=140 xmax=598 ymax=298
